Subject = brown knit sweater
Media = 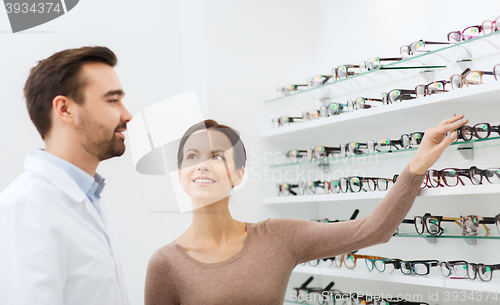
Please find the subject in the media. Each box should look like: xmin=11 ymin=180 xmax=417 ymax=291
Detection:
xmin=145 ymin=166 xmax=425 ymax=304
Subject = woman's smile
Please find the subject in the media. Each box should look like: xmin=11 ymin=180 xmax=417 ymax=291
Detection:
xmin=192 ymin=176 xmax=217 ymax=186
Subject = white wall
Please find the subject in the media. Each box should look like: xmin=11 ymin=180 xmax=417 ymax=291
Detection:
xmin=0 ymin=0 xmax=317 ymax=304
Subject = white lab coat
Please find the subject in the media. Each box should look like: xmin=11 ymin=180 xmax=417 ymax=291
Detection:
xmin=0 ymin=155 xmax=129 ymax=305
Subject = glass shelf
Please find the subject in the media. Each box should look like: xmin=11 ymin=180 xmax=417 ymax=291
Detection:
xmin=269 ymin=136 xmax=500 ymax=168
xmin=394 ymin=232 xmax=500 ymax=240
xmin=265 ymin=31 xmax=500 ymax=104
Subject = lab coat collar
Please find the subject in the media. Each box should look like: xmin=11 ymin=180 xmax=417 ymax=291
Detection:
xmin=24 ymin=155 xmax=88 ymax=203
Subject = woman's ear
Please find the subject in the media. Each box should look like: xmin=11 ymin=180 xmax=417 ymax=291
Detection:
xmin=232 ymin=167 xmax=245 ymax=187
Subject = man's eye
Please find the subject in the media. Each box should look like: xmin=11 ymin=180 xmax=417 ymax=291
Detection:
xmin=109 ymin=99 xmax=118 ymax=103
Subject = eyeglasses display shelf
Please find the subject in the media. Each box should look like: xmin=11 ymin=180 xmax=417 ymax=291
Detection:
xmin=263 ymin=184 xmax=500 ymax=205
xmin=293 ymin=265 xmax=500 ymax=293
xmin=262 ymin=81 xmax=500 ymax=140
xmin=265 ymin=31 xmax=500 ymax=105
xmin=270 ymin=136 xmax=500 ymax=168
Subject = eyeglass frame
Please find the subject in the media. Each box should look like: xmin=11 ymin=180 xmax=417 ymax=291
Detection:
xmin=276 ymin=182 xmax=305 ymax=196
xmin=359 ymin=56 xmax=402 ymax=72
xmin=450 ymin=66 xmax=499 ymax=90
xmin=411 ymin=213 xmax=461 ymax=236
xmin=400 ymin=40 xmax=450 ymax=57
xmin=415 ymin=80 xmax=450 ymax=98
xmin=382 ymin=89 xmax=417 ymax=105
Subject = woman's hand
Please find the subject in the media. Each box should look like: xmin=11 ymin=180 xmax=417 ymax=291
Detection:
xmin=408 ymin=114 xmax=469 ymax=175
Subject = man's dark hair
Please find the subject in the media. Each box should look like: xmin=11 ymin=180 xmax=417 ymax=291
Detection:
xmin=24 ymin=46 xmax=117 ymax=139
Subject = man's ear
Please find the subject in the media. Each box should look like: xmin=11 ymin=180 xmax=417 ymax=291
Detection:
xmin=52 ymin=95 xmax=75 ymax=125
xmin=232 ymin=167 xmax=245 ymax=187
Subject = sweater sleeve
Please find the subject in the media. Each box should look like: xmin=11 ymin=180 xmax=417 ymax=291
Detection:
xmin=145 ymin=249 xmax=179 ymax=305
xmin=266 ymin=165 xmax=425 ymax=265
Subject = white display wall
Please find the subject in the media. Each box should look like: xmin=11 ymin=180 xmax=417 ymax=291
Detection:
xmin=260 ymin=7 xmax=500 ymax=304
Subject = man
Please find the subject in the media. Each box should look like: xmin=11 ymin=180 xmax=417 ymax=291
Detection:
xmin=0 ymin=46 xmax=133 ymax=305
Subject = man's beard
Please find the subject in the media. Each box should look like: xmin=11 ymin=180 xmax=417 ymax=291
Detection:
xmin=77 ymin=112 xmax=126 ymax=161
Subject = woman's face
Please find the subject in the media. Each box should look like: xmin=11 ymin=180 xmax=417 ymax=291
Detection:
xmin=178 ymin=129 xmax=244 ymax=207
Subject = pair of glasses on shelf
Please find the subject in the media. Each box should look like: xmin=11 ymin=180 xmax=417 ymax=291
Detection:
xmin=301 ymin=249 xmax=361 ymax=268
xmin=312 ymin=209 xmax=360 ymax=224
xmin=322 ymin=294 xmax=429 ymax=305
xmin=358 ymin=56 xmax=402 ymax=72
xmin=456 ymin=122 xmax=500 ymax=141
xmin=371 ymin=259 xmax=439 ymax=276
xmin=276 ymin=182 xmax=305 ymax=196
xmin=319 ymin=102 xmax=350 ymax=117
xmin=401 ymin=213 xmax=461 ymax=236
xmin=293 ymin=276 xmax=337 ymax=297
xmin=338 ymin=133 xmax=424 ymax=155
xmin=447 ymin=16 xmax=500 ymax=43
xmin=440 ymin=260 xmax=500 ymax=282
xmin=347 ymin=97 xmax=384 ymax=111
xmin=306 ymin=175 xmax=398 ymax=195
xmin=401 ymin=213 xmax=497 ymax=236
xmin=271 ymin=115 xmax=305 ymax=128
xmin=272 ymin=106 xmax=345 ymax=128
xmin=400 ymin=40 xmax=450 ymax=58
xmin=381 ymin=89 xmax=418 ymax=105
xmin=460 ymin=214 xmax=498 ymax=236
xmin=415 ymin=80 xmax=450 ymax=97
xmin=307 ymin=74 xmax=333 ymax=87
xmin=284 ymin=133 xmax=424 ymax=164
xmin=422 ymin=166 xmax=500 ymax=189
xmin=276 ymin=84 xmax=309 ymax=96
xmin=335 ymin=253 xmax=388 ymax=270
xmin=450 ymin=66 xmax=500 ymax=89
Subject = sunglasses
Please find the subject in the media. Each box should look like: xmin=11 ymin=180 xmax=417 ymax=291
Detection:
xmin=415 ymin=80 xmax=450 ymax=98
xmin=450 ymin=66 xmax=500 ymax=89
xmin=382 ymin=89 xmax=418 ymax=105
xmin=400 ymin=40 xmax=450 ymax=58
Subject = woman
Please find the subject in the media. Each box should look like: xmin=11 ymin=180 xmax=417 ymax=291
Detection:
xmin=145 ymin=115 xmax=467 ymax=304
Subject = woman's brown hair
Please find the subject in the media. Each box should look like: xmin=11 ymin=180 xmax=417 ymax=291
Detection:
xmin=177 ymin=119 xmax=247 ymax=170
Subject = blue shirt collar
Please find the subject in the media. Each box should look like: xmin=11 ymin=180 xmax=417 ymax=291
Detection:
xmin=34 ymin=149 xmax=105 ymax=201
